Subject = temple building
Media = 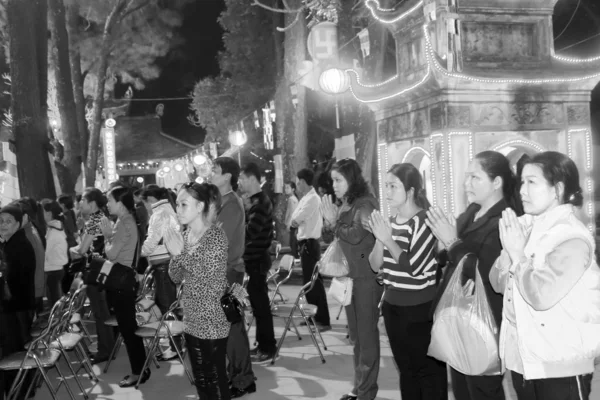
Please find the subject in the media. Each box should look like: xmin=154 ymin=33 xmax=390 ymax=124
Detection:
xmin=350 ymin=0 xmax=599 ymax=232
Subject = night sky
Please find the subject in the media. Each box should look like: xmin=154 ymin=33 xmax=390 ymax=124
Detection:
xmin=127 ymin=0 xmax=600 ymax=145
xmin=127 ymin=0 xmax=225 ymax=146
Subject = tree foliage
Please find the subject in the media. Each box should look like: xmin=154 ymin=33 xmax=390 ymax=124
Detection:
xmin=70 ymin=0 xmax=188 ymax=98
xmin=190 ymin=0 xmax=277 ymax=141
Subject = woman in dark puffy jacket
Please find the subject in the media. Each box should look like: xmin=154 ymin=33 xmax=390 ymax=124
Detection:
xmin=321 ymin=159 xmax=382 ymax=400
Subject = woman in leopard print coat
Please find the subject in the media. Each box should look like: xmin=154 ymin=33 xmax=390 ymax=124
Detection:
xmin=167 ymin=182 xmax=231 ymax=400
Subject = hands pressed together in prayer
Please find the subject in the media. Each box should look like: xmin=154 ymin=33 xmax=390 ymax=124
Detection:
xmin=425 ymin=207 xmax=459 ymax=249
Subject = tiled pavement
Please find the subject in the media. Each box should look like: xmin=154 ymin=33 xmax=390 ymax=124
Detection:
xmin=32 ymin=271 xmax=600 ymax=399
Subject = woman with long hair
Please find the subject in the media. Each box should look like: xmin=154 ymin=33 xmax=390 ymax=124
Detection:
xmin=426 ymin=150 xmax=519 ymax=400
xmin=165 ymin=182 xmax=231 ymax=400
xmin=321 ymin=159 xmax=383 ymax=400
xmin=100 ymin=186 xmax=148 ymax=387
xmin=368 ymin=163 xmax=447 ymax=399
xmin=40 ymin=199 xmax=68 ymax=306
xmin=141 ymin=184 xmax=180 ymax=361
xmin=490 ymin=152 xmax=600 ymax=400
xmin=70 ymin=188 xmax=115 ymax=365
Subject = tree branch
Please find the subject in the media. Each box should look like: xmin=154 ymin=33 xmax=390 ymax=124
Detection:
xmin=277 ymin=11 xmax=302 ymax=32
xmin=252 ymin=0 xmax=302 ymax=13
xmin=119 ymin=0 xmax=150 ymax=21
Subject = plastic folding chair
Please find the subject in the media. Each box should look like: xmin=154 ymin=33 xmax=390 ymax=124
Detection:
xmin=270 ymin=262 xmax=328 ymax=365
xmin=133 ymin=284 xmax=193 ymax=389
xmin=0 ymin=301 xmax=78 ymax=400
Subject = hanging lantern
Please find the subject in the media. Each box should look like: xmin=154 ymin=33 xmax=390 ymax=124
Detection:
xmin=193 ymin=153 xmax=207 ymax=165
xmin=229 ymin=129 xmax=247 ymax=147
xmin=162 ymin=166 xmax=171 ymax=173
xmin=319 ymin=68 xmax=350 ymax=94
xmin=174 ymin=162 xmax=184 ymax=172
xmin=307 ymin=21 xmax=338 ymax=61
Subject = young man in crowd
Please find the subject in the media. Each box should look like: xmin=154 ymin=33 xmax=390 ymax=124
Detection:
xmin=238 ymin=163 xmax=277 ymax=363
xmin=292 ymin=168 xmax=331 ymax=331
xmin=211 ymin=157 xmax=257 ymax=397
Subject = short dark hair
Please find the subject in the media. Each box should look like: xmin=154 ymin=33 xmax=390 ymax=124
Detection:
xmin=522 ymin=151 xmax=583 ymax=207
xmin=214 ymin=157 xmax=240 ymax=191
xmin=241 ymin=163 xmax=261 ymax=182
xmin=58 ymin=194 xmax=75 ymax=210
xmin=296 ymin=168 xmax=314 ymax=186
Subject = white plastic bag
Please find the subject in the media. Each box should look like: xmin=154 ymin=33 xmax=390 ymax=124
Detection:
xmin=319 ymin=239 xmax=349 ymax=277
xmin=428 ymin=254 xmax=501 ymax=376
xmin=329 ymin=277 xmax=353 ymax=306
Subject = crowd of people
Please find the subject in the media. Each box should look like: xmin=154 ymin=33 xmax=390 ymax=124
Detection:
xmin=0 ymin=149 xmax=598 ymax=400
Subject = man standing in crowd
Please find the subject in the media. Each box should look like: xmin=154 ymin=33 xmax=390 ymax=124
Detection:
xmin=238 ymin=163 xmax=277 ymax=363
xmin=211 ymin=157 xmax=257 ymax=397
xmin=291 ymin=168 xmax=331 ymax=331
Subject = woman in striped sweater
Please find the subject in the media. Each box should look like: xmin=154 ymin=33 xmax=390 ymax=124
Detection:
xmin=368 ymin=163 xmax=447 ymax=400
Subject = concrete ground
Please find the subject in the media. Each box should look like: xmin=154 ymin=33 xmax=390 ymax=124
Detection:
xmin=32 ymin=268 xmax=600 ymax=399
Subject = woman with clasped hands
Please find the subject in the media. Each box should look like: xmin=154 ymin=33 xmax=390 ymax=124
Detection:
xmin=489 ymin=152 xmax=600 ymax=400
xmin=426 ymin=151 xmax=519 ymax=400
xmin=321 ymin=159 xmax=382 ymax=400
xmin=165 ymin=182 xmax=231 ymax=400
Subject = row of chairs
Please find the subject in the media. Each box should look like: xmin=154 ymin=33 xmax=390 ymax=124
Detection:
xmin=0 ymin=285 xmax=98 ymax=400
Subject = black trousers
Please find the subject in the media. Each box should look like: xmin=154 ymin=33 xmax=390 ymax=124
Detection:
xmin=289 ymin=227 xmax=298 ymax=258
xmin=299 ymin=239 xmax=330 ymax=325
xmin=511 ymin=370 xmax=592 ymax=400
xmin=382 ymin=301 xmax=448 ymax=400
xmin=153 ymin=264 xmax=181 ymax=352
xmin=106 ymin=288 xmax=146 ymax=375
xmin=450 ymin=367 xmax=505 ymax=400
xmin=225 ymin=269 xmax=254 ymax=389
xmin=45 ymin=270 xmax=64 ymax=307
xmin=246 ymin=258 xmax=276 ymax=354
xmin=186 ymin=334 xmax=230 ymax=400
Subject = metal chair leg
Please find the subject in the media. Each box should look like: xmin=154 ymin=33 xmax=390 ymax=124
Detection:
xmin=51 ymin=359 xmax=78 ymax=400
xmin=135 ymin=335 xmax=160 ymax=389
xmin=75 ymin=342 xmax=99 ymax=382
xmin=58 ymin=347 xmax=89 ymax=399
xmin=103 ymin=334 xmax=123 ymax=373
xmin=307 ymin=316 xmax=327 ymax=362
xmin=271 ymin=304 xmax=297 ymax=365
xmin=290 ymin=318 xmax=302 ymax=340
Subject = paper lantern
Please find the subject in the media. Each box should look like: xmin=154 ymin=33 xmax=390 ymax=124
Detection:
xmin=193 ymin=154 xmax=207 ymax=165
xmin=174 ymin=162 xmax=184 ymax=172
xmin=319 ymin=68 xmax=350 ymax=94
xmin=229 ymin=130 xmax=247 ymax=147
xmin=307 ymin=21 xmax=338 ymax=61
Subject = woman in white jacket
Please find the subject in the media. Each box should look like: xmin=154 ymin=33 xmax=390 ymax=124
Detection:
xmin=490 ymin=151 xmax=600 ymax=400
xmin=41 ymin=199 xmax=69 ymax=306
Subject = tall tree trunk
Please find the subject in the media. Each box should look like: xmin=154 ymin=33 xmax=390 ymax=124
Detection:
xmin=85 ymin=1 xmax=126 ymax=186
xmin=7 ymin=0 xmax=56 ymax=199
xmin=35 ymin=0 xmax=48 ymax=117
xmin=49 ymin=0 xmax=82 ymax=194
xmin=66 ymin=0 xmax=89 ymax=165
xmin=273 ymin=1 xmax=307 ymax=247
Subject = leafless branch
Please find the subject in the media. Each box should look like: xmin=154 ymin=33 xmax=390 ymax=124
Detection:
xmin=277 ymin=11 xmax=302 ymax=32
xmin=251 ymin=0 xmax=302 ymax=13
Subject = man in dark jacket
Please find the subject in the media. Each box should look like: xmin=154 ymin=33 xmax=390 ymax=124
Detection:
xmin=238 ymin=163 xmax=276 ymax=363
